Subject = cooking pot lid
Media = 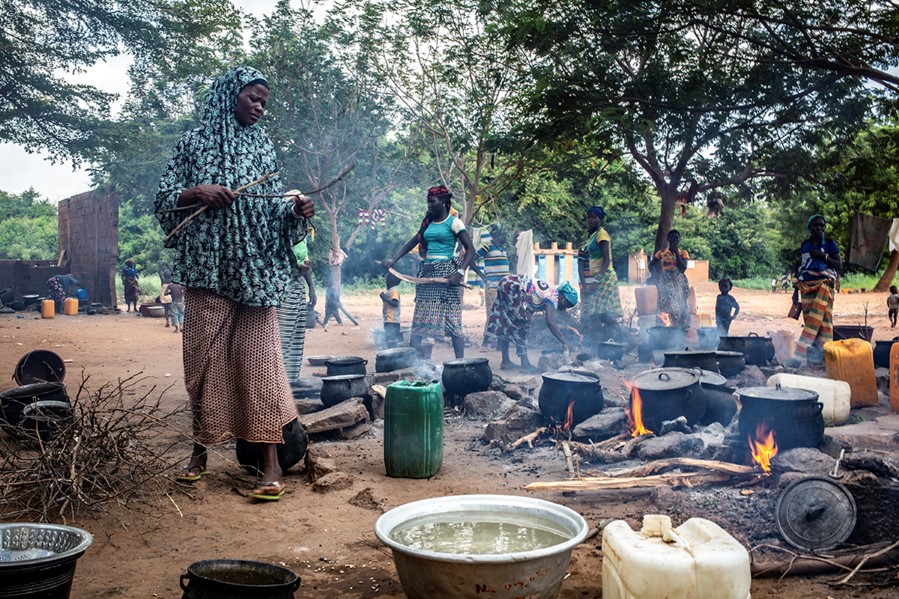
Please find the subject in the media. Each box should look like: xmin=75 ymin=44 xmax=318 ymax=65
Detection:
xmin=736 ymin=386 xmax=818 ymax=402
xmin=716 ymin=351 xmax=744 ymax=358
xmin=326 ymin=356 xmax=365 ymax=365
xmin=775 ymin=476 xmax=856 ymax=551
xmin=376 ymin=347 xmax=416 ymax=357
xmin=630 ymin=368 xmax=700 ymax=391
xmin=542 ymin=371 xmax=600 ymax=384
xmin=663 ymin=349 xmax=717 ymax=359
xmin=321 ymin=374 xmax=366 ymax=382
xmin=696 ymin=369 xmax=727 ymax=387
xmin=443 ymin=358 xmax=489 ymax=367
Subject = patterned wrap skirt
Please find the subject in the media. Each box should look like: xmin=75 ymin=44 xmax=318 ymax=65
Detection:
xmin=412 ymin=257 xmax=464 ymax=338
xmin=182 ymin=288 xmax=297 ymax=446
xmin=581 ymin=268 xmax=622 ymax=320
xmin=276 ymin=277 xmax=307 ymax=384
xmin=657 ymin=269 xmax=691 ymax=329
xmin=485 ymin=274 xmax=537 ymax=356
xmin=794 ymin=278 xmax=835 ymax=357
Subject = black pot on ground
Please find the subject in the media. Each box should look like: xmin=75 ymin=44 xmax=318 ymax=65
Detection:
xmin=596 ymin=341 xmax=626 ymax=361
xmin=0 ymin=382 xmax=69 ymax=432
xmin=662 ymin=349 xmax=719 ymax=372
xmin=325 ymin=356 xmax=367 ymax=377
xmin=629 ymin=368 xmax=706 ymax=432
xmin=873 ymin=337 xmax=899 ymax=368
xmin=695 ymin=370 xmax=737 ymax=426
xmin=716 ymin=351 xmax=746 ymax=378
xmin=736 ymin=386 xmax=824 ymax=451
xmin=235 ymin=418 xmax=308 ymax=475
xmin=18 ymin=400 xmax=73 ymax=445
xmin=441 ymin=358 xmax=492 ymax=396
xmin=833 ymin=325 xmax=874 ymax=342
xmin=538 ymin=371 xmax=604 ymax=427
xmin=14 ymin=349 xmax=66 ymax=385
xmin=717 ymin=333 xmax=775 ymax=366
xmin=180 ymin=559 xmax=301 ymax=599
xmin=647 ymin=326 xmax=687 ymax=351
xmin=375 ymin=347 xmax=417 ymax=373
xmin=320 ymin=374 xmax=368 ymax=407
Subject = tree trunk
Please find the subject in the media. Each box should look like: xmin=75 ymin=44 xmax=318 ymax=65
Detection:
xmin=654 ymin=189 xmax=678 ymax=252
xmin=873 ymin=249 xmax=899 ymax=292
xmin=330 ymin=218 xmax=343 ymax=291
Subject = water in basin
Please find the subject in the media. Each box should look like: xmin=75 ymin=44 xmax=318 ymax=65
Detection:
xmin=389 ymin=512 xmax=570 ymax=555
xmin=0 ymin=548 xmax=57 ymax=562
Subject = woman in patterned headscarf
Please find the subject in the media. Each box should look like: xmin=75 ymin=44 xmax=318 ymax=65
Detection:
xmin=154 ymin=66 xmax=315 ymax=501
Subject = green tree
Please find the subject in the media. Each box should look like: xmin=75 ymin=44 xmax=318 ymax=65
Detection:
xmin=2 ymin=0 xmax=239 ymax=162
xmin=495 ymin=0 xmax=882 ymax=250
xmin=0 ymin=189 xmax=57 ymax=259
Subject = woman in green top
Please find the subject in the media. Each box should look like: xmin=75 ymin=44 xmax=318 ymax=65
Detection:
xmin=578 ymin=206 xmax=622 ymax=344
xmin=382 ymin=185 xmax=477 ymax=358
xmin=154 ymin=66 xmax=314 ymax=501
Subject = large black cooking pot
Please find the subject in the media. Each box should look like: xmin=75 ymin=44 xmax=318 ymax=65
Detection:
xmin=736 ymin=386 xmax=824 ymax=451
xmin=596 ymin=341 xmax=626 ymax=361
xmin=696 ymin=370 xmax=737 ymax=426
xmin=873 ymin=337 xmax=899 ymax=368
xmin=716 ymin=351 xmax=746 ymax=378
xmin=441 ymin=358 xmax=492 ymax=396
xmin=0 ymin=381 xmax=69 ymax=432
xmin=647 ymin=326 xmax=687 ymax=351
xmin=718 ymin=333 xmax=775 ymax=366
xmin=629 ymin=368 xmax=706 ymax=432
xmin=538 ymin=371 xmax=604 ymax=427
xmin=663 ymin=349 xmax=719 ymax=373
xmin=320 ymin=374 xmax=368 ymax=407
xmin=375 ymin=347 xmax=417 ymax=373
xmin=235 ymin=418 xmax=308 ymax=475
xmin=325 ymin=356 xmax=368 ymax=377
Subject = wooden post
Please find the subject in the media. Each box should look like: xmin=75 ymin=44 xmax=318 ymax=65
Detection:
xmin=546 ymin=243 xmax=558 ymax=283
xmin=564 ymin=242 xmax=574 ymax=283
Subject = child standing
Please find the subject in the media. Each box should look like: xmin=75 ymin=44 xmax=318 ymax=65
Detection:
xmin=165 ymin=282 xmax=185 ymax=333
xmin=715 ymin=278 xmax=740 ymax=336
xmin=888 ymin=285 xmax=899 ymax=329
xmin=121 ymin=259 xmax=140 ymax=313
xmin=380 ymin=273 xmax=402 ymax=347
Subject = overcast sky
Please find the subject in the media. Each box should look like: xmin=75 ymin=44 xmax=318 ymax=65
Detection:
xmin=1 ymin=0 xmax=282 ymax=203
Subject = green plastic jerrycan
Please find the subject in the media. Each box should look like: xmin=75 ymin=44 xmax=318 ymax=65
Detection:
xmin=384 ymin=380 xmax=444 ymax=478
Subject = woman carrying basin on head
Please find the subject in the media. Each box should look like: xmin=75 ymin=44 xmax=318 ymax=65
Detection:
xmin=154 ymin=66 xmax=314 ymax=501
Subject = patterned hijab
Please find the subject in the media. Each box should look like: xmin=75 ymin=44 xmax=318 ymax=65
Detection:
xmin=194 ymin=66 xmax=280 ymax=193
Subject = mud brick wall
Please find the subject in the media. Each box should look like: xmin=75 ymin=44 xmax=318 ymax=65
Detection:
xmin=0 ymin=260 xmax=65 ymax=299
xmin=57 ymin=189 xmax=120 ymax=306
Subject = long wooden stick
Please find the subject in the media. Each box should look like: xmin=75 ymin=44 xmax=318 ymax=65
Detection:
xmin=236 ymin=163 xmax=357 ymax=198
xmin=164 ymin=171 xmax=279 ymax=242
xmin=381 ymin=263 xmax=473 ymax=290
xmin=524 ymin=471 xmax=732 ymax=492
xmin=612 ymin=457 xmax=757 ymax=478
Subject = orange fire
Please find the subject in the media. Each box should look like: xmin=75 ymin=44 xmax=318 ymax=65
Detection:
xmin=561 ymin=401 xmax=575 ymax=432
xmin=748 ymin=420 xmax=778 ymax=474
xmin=658 ymin=313 xmax=672 ymax=327
xmin=625 ymin=383 xmax=653 ymax=437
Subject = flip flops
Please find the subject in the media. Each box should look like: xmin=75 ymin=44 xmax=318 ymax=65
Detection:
xmin=175 ymin=466 xmax=211 ymax=482
xmin=249 ymin=481 xmax=286 ymax=501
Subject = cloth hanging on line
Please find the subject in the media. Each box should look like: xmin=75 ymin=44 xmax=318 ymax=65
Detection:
xmin=848 ymin=212 xmax=893 ymax=271
xmin=889 ymin=218 xmax=899 ymax=252
xmin=516 ymin=230 xmax=536 ymax=277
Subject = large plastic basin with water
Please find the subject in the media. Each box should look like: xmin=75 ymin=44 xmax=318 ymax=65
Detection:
xmin=374 ymin=494 xmax=588 ymax=599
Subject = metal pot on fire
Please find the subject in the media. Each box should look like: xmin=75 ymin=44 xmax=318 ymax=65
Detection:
xmin=717 ymin=333 xmax=775 ymax=366
xmin=695 ymin=369 xmax=737 ymax=426
xmin=320 ymin=374 xmax=368 ymax=407
xmin=629 ymin=368 xmax=706 ymax=433
xmin=735 ymin=385 xmax=824 ymax=451
xmin=441 ymin=358 xmax=492 ymax=396
xmin=325 ymin=356 xmax=368 ymax=377
xmin=596 ymin=341 xmax=626 ymax=361
xmin=662 ymin=349 xmax=719 ymax=373
xmin=538 ymin=371 xmax=604 ymax=428
xmin=715 ymin=351 xmax=746 ymax=378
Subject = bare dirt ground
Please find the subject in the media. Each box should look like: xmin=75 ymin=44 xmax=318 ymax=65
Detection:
xmin=1 ymin=281 xmax=896 ymax=598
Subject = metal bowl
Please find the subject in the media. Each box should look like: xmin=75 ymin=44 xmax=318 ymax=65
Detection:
xmin=375 ymin=494 xmax=588 ymax=599
xmin=0 ymin=523 xmax=93 ymax=567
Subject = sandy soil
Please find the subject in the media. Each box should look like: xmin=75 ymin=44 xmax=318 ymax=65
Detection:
xmin=1 ymin=281 xmax=896 ymax=598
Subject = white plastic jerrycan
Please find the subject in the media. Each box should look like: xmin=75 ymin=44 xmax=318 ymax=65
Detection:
xmin=602 ymin=514 xmax=751 ymax=599
xmin=767 ymin=373 xmax=851 ymax=426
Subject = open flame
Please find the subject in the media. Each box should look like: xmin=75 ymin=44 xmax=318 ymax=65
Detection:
xmin=658 ymin=313 xmax=672 ymax=327
xmin=561 ymin=401 xmax=575 ymax=432
xmin=625 ymin=383 xmax=653 ymax=437
xmin=748 ymin=420 xmax=778 ymax=474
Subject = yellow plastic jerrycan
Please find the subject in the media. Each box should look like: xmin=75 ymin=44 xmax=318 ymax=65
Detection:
xmin=63 ymin=297 xmax=79 ymax=316
xmin=823 ymin=338 xmax=878 ymax=407
xmin=41 ymin=299 xmax=55 ymax=319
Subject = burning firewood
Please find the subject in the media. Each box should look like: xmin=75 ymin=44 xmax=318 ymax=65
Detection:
xmin=523 ymin=471 xmax=733 ymax=492
xmin=510 ymin=427 xmax=549 ymax=449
